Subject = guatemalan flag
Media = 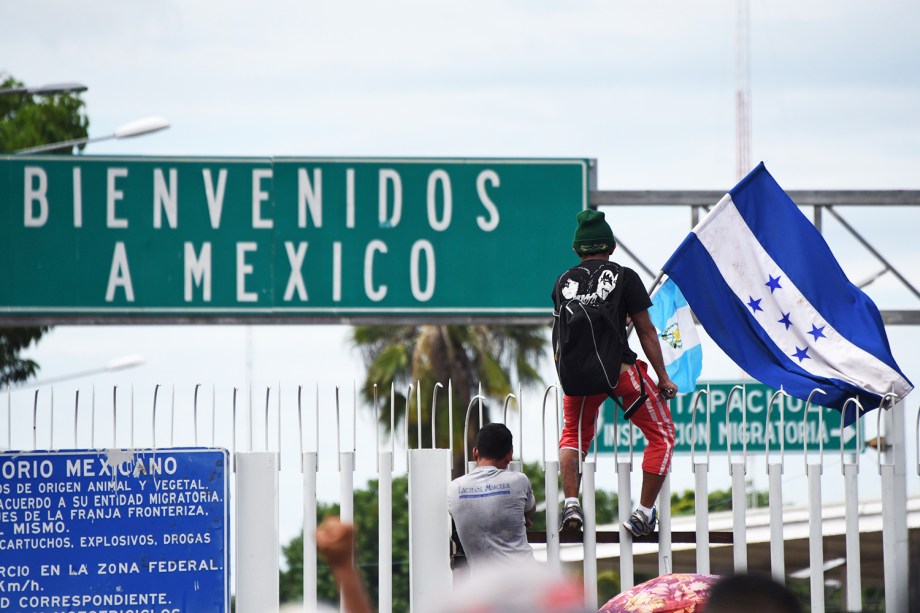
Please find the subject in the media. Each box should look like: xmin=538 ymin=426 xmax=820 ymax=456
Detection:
xmin=663 ymin=163 xmax=913 ymax=425
xmin=648 ymin=278 xmax=702 ymax=394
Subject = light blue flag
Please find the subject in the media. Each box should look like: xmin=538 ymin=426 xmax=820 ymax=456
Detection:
xmin=648 ymin=278 xmax=702 ymax=394
xmin=663 ymin=163 xmax=913 ymax=425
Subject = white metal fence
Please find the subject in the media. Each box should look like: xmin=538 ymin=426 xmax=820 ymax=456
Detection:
xmin=2 ymin=383 xmax=914 ymax=613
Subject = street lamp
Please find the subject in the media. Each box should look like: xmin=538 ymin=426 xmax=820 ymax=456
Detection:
xmin=20 ymin=354 xmax=146 ymax=387
xmin=13 ymin=116 xmax=170 ymax=155
xmin=0 ymin=82 xmax=88 ymax=97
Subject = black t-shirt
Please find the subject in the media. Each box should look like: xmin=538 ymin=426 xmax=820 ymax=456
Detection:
xmin=551 ymin=260 xmax=652 ymax=364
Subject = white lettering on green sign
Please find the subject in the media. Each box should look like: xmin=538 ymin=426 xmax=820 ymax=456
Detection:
xmin=2 ymin=157 xmax=588 ymax=317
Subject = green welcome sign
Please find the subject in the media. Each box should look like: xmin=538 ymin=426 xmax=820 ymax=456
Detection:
xmin=0 ymin=156 xmax=589 ymax=322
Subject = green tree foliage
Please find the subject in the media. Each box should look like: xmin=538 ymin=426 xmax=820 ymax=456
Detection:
xmin=0 ymin=327 xmax=50 ymax=385
xmin=280 ymin=476 xmax=411 ymax=612
xmin=0 ymin=74 xmax=89 ymax=153
xmin=0 ymin=73 xmax=89 ymax=385
xmin=597 ymin=570 xmax=621 ymax=604
xmin=670 ymin=488 xmax=769 ymax=516
xmin=351 ymin=325 xmax=547 ymax=474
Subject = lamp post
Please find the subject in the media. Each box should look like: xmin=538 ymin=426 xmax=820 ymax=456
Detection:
xmin=13 ymin=116 xmax=170 ymax=154
xmin=19 ymin=354 xmax=146 ymax=387
xmin=0 ymin=82 xmax=88 ymax=97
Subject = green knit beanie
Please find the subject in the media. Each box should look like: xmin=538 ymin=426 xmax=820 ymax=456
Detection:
xmin=572 ymin=209 xmax=616 ymax=254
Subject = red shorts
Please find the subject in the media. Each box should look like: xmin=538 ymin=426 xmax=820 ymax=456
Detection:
xmin=559 ymin=360 xmax=675 ymax=476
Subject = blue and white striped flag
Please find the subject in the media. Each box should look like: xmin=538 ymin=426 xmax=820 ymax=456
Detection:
xmin=663 ymin=163 xmax=913 ymax=425
xmin=648 ymin=278 xmax=702 ymax=394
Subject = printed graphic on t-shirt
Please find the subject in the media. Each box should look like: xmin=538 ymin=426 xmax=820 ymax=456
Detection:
xmin=561 ymin=278 xmax=579 ymax=300
xmin=561 ymin=266 xmax=619 ymax=305
xmin=596 ymin=269 xmax=618 ymax=300
xmin=458 ymin=482 xmax=512 ymax=499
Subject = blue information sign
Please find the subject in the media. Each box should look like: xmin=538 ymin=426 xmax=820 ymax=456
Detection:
xmin=0 ymin=448 xmax=229 ymax=612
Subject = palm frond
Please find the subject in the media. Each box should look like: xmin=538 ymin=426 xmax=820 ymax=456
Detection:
xmin=352 ymin=323 xmax=549 ymax=463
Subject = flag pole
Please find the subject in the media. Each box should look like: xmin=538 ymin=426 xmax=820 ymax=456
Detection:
xmin=627 ymin=270 xmax=666 ymax=339
xmin=646 ymin=270 xmax=667 ymax=299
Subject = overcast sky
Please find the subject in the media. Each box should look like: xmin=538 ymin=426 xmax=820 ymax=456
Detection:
xmin=6 ymin=1 xmax=920 ymax=187
xmin=3 ymin=0 xmax=919 ymax=545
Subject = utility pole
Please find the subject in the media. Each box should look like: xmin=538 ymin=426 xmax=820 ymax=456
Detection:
xmin=735 ymin=0 xmax=752 ymax=181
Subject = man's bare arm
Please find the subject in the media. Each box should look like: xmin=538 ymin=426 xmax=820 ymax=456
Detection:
xmin=524 ymin=500 xmax=537 ymax=529
xmin=316 ymin=516 xmax=373 ymax=613
xmin=631 ymin=309 xmax=678 ymax=398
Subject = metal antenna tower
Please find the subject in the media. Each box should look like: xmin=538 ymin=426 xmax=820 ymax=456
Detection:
xmin=735 ymin=0 xmax=752 ymax=180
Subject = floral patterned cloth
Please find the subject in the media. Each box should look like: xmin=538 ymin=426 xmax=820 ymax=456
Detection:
xmin=599 ymin=573 xmax=720 ymax=613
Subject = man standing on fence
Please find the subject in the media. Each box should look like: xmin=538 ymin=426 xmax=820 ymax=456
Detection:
xmin=552 ymin=209 xmax=677 ymax=537
xmin=447 ymin=423 xmax=536 ymax=568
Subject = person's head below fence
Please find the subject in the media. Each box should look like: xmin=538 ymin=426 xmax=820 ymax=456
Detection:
xmin=705 ymin=572 xmax=802 ymax=613
xmin=474 ymin=422 xmax=514 ymax=466
xmin=436 ymin=559 xmax=588 ymax=613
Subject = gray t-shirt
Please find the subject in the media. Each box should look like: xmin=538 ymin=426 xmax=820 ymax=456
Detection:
xmin=447 ymin=465 xmax=536 ymax=567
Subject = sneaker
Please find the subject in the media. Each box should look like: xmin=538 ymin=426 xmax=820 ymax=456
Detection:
xmin=560 ymin=503 xmax=584 ymax=532
xmin=623 ymin=507 xmax=657 ymax=537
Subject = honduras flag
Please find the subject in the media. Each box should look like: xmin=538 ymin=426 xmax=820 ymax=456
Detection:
xmin=648 ymin=278 xmax=702 ymax=394
xmin=663 ymin=163 xmax=912 ymax=425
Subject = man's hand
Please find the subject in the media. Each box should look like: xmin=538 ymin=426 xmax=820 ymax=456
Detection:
xmin=658 ymin=378 xmax=678 ymax=400
xmin=316 ymin=516 xmax=354 ymax=569
xmin=315 ymin=516 xmax=373 ymax=613
xmin=632 ymin=310 xmax=680 ymax=401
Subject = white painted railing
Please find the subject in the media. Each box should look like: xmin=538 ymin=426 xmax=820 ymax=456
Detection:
xmin=2 ymin=382 xmax=914 ymax=613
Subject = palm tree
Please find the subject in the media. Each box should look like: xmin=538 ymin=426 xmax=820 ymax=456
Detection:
xmin=351 ymin=324 xmax=548 ymax=474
